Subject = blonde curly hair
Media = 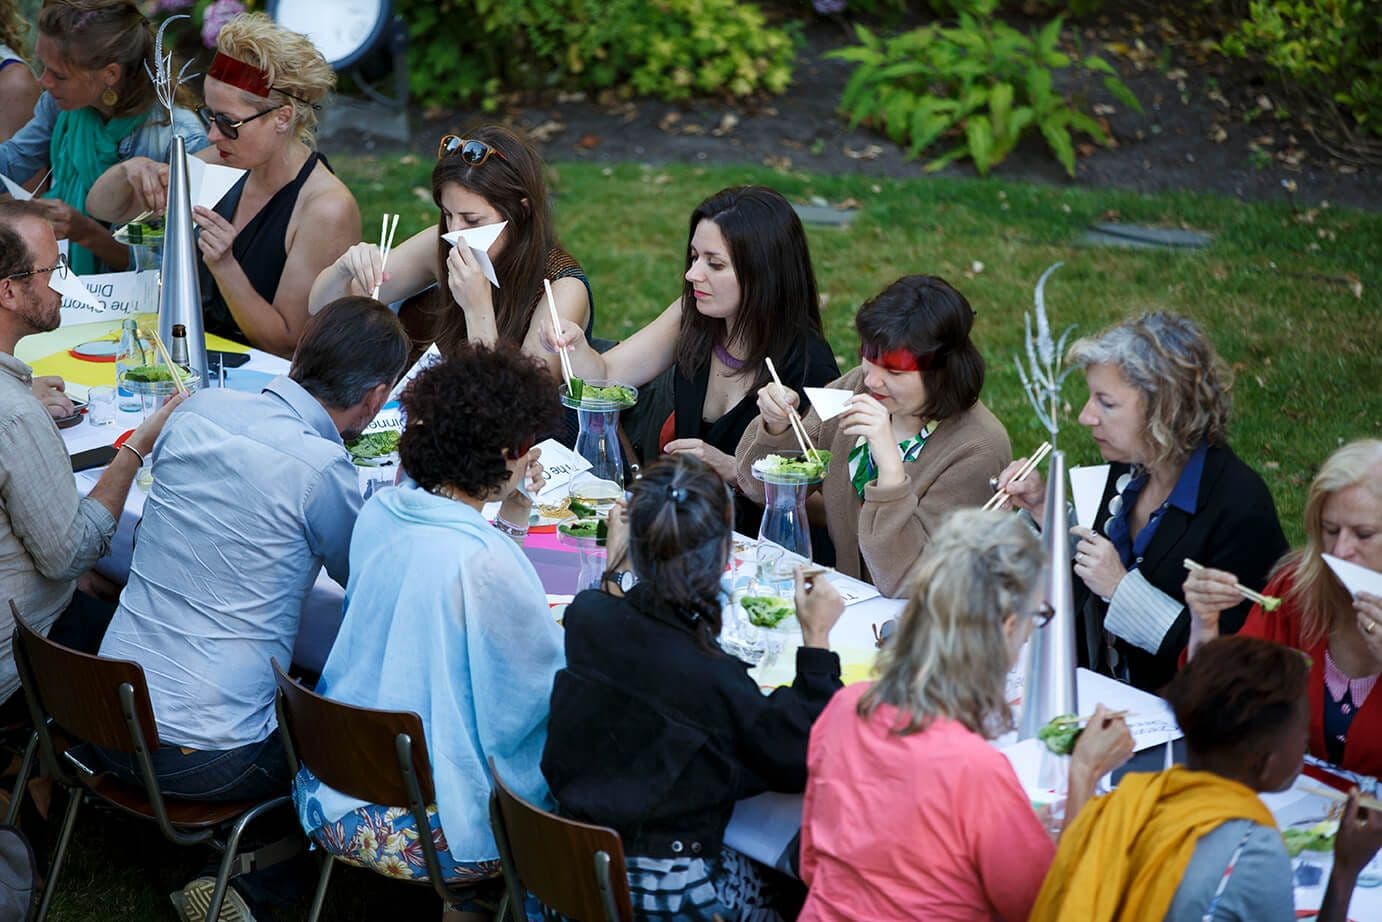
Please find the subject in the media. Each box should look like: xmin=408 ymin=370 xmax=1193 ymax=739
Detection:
xmin=1068 ymin=311 xmax=1232 ymax=471
xmin=215 ymin=12 xmax=333 ymax=147
xmin=859 ymin=508 xmax=1042 ymax=739
xmin=1 ymin=0 xmax=27 ymax=58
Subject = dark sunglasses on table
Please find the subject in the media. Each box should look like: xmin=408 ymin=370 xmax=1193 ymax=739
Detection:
xmin=197 ymin=105 xmax=278 ymax=140
xmin=5 ymin=252 xmax=68 ymax=281
xmin=437 ymin=135 xmax=509 ymax=166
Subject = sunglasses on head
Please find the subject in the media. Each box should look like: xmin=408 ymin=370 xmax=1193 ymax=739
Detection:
xmin=197 ymin=105 xmax=278 ymax=141
xmin=437 ymin=135 xmax=509 ymax=166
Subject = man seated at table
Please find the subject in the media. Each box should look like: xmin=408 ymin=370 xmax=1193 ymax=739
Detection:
xmin=93 ymin=295 xmax=406 ymax=800
xmin=0 ymin=200 xmax=182 ymax=707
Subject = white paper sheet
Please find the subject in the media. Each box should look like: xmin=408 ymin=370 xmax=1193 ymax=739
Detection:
xmin=1077 ymin=668 xmax=1183 ymax=751
xmin=48 ymin=265 xmax=104 ymax=311
xmin=1323 ymin=553 xmax=1382 ymax=599
xmin=187 ymin=157 xmax=246 ymax=210
xmin=803 ymin=387 xmax=852 ymax=422
xmin=441 ymin=220 xmax=507 ymax=288
xmin=387 ymin=343 xmax=442 ymax=403
xmin=1069 ymin=464 xmax=1110 ymax=530
xmin=1 ymin=172 xmax=32 ymax=200
xmin=531 ymin=438 xmax=593 ymax=502
xmin=56 ymin=270 xmax=159 ymax=326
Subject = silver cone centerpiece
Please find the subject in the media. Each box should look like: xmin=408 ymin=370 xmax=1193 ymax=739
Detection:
xmin=1018 ymin=449 xmax=1079 ymax=740
xmin=157 ymin=135 xmax=208 ymax=389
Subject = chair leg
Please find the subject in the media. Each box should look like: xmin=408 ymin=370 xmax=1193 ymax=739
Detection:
xmin=306 ymin=853 xmax=333 ymax=922
xmin=34 ymin=789 xmax=82 ymax=922
xmin=5 ymin=733 xmax=36 ymax=826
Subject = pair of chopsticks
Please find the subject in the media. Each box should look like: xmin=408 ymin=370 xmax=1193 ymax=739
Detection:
xmin=983 ymin=441 xmax=1052 ymax=511
xmin=1183 ymin=559 xmax=1283 ymax=612
xmin=764 ymin=357 xmax=820 ymax=461
xmin=145 ymin=329 xmax=189 ymax=398
xmin=370 ymin=213 xmax=400 ymax=300
xmin=543 ymin=278 xmax=574 ymax=389
xmin=1299 ymin=781 xmax=1382 ymax=814
xmin=1048 ymin=709 xmax=1130 ymax=727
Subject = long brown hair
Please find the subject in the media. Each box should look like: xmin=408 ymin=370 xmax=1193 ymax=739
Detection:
xmin=676 ymin=186 xmax=824 ymax=388
xmin=37 ymin=0 xmax=161 ymax=119
xmin=1280 ymin=439 xmax=1382 ymax=647
xmin=422 ymin=125 xmax=558 ymax=355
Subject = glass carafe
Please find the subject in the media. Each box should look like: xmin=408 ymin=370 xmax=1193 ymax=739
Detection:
xmin=560 ymin=380 xmax=638 ymax=515
xmin=752 ymin=461 xmax=821 ymax=560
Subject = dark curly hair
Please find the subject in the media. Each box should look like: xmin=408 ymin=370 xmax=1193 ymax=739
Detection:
xmin=1163 ymin=635 xmax=1309 ymax=760
xmin=399 ymin=342 xmax=560 ymax=498
xmin=626 ymin=455 xmax=733 ymax=651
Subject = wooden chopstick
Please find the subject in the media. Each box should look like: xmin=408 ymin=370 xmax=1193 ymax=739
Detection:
xmin=371 ymin=213 xmax=399 ymax=300
xmin=146 ymin=330 xmax=189 ymax=397
xmin=764 ymin=357 xmax=817 ymax=459
xmin=543 ymin=278 xmax=573 ymax=388
xmin=1183 ymin=559 xmax=1282 ymax=612
xmin=1049 ymin=709 xmax=1130 ymax=726
xmin=983 ymin=441 xmax=1052 ymax=511
xmin=1299 ymin=781 xmax=1382 ymax=814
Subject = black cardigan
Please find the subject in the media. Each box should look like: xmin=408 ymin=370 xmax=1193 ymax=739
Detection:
xmin=1075 ymin=441 xmax=1288 ymax=691
xmin=541 ymin=584 xmax=842 ymax=859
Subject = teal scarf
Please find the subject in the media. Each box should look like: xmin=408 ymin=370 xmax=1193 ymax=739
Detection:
xmin=847 ymin=421 xmax=936 ymax=498
xmin=47 ymin=106 xmax=145 ymax=275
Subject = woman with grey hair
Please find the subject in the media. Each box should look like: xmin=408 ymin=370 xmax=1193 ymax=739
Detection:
xmin=997 ymin=311 xmax=1287 ymax=690
xmin=798 ymin=509 xmax=1132 ymax=920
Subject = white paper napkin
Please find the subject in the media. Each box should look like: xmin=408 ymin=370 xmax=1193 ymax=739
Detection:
xmin=441 ymin=221 xmax=507 ymax=288
xmin=1 ymin=172 xmax=32 ymax=200
xmin=48 ymin=266 xmax=103 ymax=311
xmin=1069 ymin=464 xmax=1110 ymax=529
xmin=803 ymin=387 xmax=852 ymax=421
xmin=1323 ymin=554 xmax=1382 ymax=598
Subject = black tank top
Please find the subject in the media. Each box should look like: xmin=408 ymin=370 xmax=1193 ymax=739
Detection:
xmin=199 ymin=151 xmax=328 ymax=343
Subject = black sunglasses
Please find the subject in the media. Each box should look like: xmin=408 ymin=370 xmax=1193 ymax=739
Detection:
xmin=5 ymin=252 xmax=68 ymax=281
xmin=437 ymin=135 xmax=509 ymax=166
xmin=197 ymin=105 xmax=279 ymax=141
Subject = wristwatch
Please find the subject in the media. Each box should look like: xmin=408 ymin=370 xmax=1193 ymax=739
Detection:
xmin=603 ymin=569 xmax=637 ymax=592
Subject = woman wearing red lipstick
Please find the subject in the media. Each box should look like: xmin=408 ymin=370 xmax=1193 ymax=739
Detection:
xmin=737 ymin=275 xmax=1011 ymax=598
xmin=86 ymin=13 xmax=356 ymax=357
xmin=546 ymin=186 xmax=839 ymax=506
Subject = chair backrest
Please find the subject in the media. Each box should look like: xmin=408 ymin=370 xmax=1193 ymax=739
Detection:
xmin=489 ymin=760 xmax=633 ymax=922
xmin=271 ymin=659 xmax=434 ymax=807
xmin=9 ymin=601 xmax=159 ymax=753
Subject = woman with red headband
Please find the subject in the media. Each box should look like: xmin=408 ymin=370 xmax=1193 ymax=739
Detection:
xmin=737 ymin=275 xmax=1011 ymax=598
xmin=88 ymin=12 xmax=358 ymax=356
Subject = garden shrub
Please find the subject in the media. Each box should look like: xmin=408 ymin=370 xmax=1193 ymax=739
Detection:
xmin=829 ymin=2 xmax=1141 ymax=176
xmin=1221 ymin=0 xmax=1381 ymax=139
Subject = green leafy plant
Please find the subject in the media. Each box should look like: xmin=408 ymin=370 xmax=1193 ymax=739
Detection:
xmin=1221 ymin=0 xmax=1381 ymax=142
xmin=829 ymin=9 xmax=1141 ymax=176
xmin=392 ymin=0 xmax=798 ymax=109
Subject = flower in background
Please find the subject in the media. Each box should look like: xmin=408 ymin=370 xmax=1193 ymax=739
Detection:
xmin=200 ymin=0 xmax=246 ymax=48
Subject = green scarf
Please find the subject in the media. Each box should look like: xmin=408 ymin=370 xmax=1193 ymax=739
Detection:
xmin=47 ymin=106 xmax=145 ymax=275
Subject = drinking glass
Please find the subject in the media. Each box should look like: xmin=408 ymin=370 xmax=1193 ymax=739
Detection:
xmin=86 ymin=386 xmax=116 ymax=426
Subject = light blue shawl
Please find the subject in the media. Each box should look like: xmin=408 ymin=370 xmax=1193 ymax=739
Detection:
xmin=294 ymin=484 xmax=564 ymax=861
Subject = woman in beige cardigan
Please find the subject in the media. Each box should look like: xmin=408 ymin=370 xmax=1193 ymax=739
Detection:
xmin=736 ymin=275 xmax=1010 ymax=597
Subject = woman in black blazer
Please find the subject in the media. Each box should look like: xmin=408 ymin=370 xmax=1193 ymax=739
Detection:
xmin=542 ymin=455 xmax=845 ymax=920
xmin=997 ymin=312 xmax=1287 ymax=691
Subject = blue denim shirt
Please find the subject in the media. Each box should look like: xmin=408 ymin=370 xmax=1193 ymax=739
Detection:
xmin=99 ymin=376 xmax=362 ymax=750
xmin=0 ymin=91 xmax=209 ymax=187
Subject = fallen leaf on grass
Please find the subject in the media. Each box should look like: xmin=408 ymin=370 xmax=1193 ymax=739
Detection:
xmin=398 ymin=154 xmax=419 ymax=165
xmin=658 ymin=112 xmax=682 ymax=132
xmin=1211 ymin=265 xmax=1229 ymax=281
xmin=1209 ymin=125 xmax=1228 ymax=143
xmin=844 ymin=144 xmax=884 ymax=160
xmin=1345 ymin=273 xmax=1363 ymax=299
xmin=762 ymin=155 xmax=793 ymax=171
xmin=529 ymin=120 xmax=565 ymax=143
xmin=681 ymin=124 xmax=707 ymax=136
xmin=711 ymin=113 xmax=739 ymax=137
xmin=576 ymin=134 xmax=600 ymax=150
xmin=836 ymin=197 xmax=861 ymax=209
xmin=411 ymin=186 xmax=431 ymax=203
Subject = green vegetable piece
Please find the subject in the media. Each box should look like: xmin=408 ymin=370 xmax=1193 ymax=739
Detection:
xmin=569 ymin=377 xmax=584 ymax=401
xmin=741 ymin=595 xmax=794 ymax=628
xmin=568 ymin=499 xmax=597 ymax=518
xmin=1037 ymin=714 xmax=1082 ymax=756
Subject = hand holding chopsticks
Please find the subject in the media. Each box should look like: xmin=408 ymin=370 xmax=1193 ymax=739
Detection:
xmin=1299 ymin=781 xmax=1382 ymax=815
xmin=983 ymin=442 xmax=1052 ymax=511
xmin=543 ymin=278 xmax=574 ymax=389
xmin=146 ymin=330 xmax=189 ymax=398
xmin=764 ymin=357 xmax=819 ymax=461
xmin=1183 ymin=559 xmax=1282 ymax=612
xmin=370 ymin=213 xmax=400 ymax=300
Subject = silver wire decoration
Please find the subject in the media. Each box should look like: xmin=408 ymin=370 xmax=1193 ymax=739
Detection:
xmin=144 ymin=15 xmax=198 ymax=120
xmin=1013 ymin=262 xmax=1077 ymax=448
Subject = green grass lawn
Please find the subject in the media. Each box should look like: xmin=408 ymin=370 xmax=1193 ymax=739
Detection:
xmin=41 ymin=160 xmax=1380 ymax=920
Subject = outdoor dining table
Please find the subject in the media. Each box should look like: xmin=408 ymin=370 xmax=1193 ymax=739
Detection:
xmin=24 ymin=318 xmax=1382 ymax=918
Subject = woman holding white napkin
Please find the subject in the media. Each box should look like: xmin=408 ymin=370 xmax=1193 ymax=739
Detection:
xmin=737 ymin=274 xmax=1010 ymax=598
xmin=997 ymin=311 xmax=1287 ymax=692
xmin=308 ymin=123 xmax=591 ymax=380
xmin=1185 ymin=438 xmax=1382 ymax=776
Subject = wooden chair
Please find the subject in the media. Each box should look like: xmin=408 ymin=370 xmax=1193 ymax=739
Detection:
xmin=7 ymin=600 xmax=291 ymax=922
xmin=489 ymin=758 xmax=633 ymax=922
xmin=271 ymin=660 xmax=504 ymax=921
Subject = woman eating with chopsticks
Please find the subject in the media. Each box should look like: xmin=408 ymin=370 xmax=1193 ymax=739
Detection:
xmin=1184 ymin=439 xmax=1382 ymax=776
xmin=996 ymin=311 xmax=1287 ymax=691
xmin=86 ymin=12 xmax=357 ymax=356
xmin=736 ymin=274 xmax=1010 ymax=598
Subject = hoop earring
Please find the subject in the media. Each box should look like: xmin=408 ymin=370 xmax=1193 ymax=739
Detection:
xmin=101 ymin=87 xmax=119 ymax=108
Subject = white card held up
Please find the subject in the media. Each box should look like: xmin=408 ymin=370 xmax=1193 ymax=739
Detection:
xmin=48 ymin=264 xmax=104 ymax=312
xmin=803 ymin=387 xmax=852 ymax=422
xmin=388 ymin=343 xmax=442 ymax=403
xmin=1 ymin=172 xmax=32 ymax=200
xmin=187 ymin=156 xmax=246 ymax=210
xmin=1323 ymin=554 xmax=1382 ymax=599
xmin=1069 ymin=464 xmax=1111 ymax=529
xmin=532 ymin=437 xmax=593 ymax=501
xmin=441 ymin=220 xmax=506 ymax=288
xmin=57 ymin=270 xmax=159 ymax=326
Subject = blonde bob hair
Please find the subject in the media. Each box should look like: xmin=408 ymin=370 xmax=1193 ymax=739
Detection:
xmin=1067 ymin=311 xmax=1232 ymax=471
xmin=215 ymin=13 xmax=333 ymax=147
xmin=859 ymin=508 xmax=1042 ymax=738
xmin=1281 ymin=439 xmax=1382 ymax=647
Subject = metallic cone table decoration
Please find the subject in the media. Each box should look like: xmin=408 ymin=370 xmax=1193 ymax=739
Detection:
xmin=157 ymin=135 xmax=209 ymax=389
xmin=1018 ymin=449 xmax=1079 ymax=741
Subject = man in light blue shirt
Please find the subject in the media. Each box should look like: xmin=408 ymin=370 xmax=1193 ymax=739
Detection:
xmin=95 ymin=297 xmax=408 ymax=805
